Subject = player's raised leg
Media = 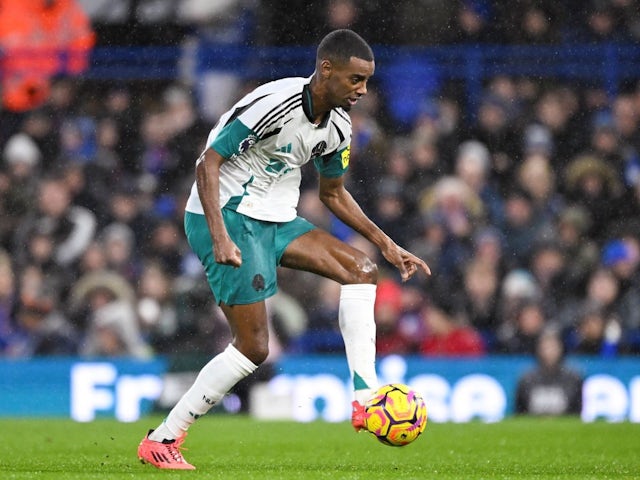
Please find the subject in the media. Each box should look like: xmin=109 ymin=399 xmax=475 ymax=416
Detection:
xmin=281 ymin=228 xmax=379 ymax=430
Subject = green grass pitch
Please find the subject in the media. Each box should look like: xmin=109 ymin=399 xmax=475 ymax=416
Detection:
xmin=1 ymin=415 xmax=639 ymax=479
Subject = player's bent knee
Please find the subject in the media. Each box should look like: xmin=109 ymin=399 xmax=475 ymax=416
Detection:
xmin=250 ymin=346 xmax=269 ymax=365
xmin=247 ymin=346 xmax=269 ymax=365
xmin=235 ymin=342 xmax=269 ymax=365
xmin=349 ymin=255 xmax=378 ymax=284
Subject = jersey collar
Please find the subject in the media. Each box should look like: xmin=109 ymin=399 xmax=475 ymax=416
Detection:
xmin=302 ymin=83 xmax=330 ymax=128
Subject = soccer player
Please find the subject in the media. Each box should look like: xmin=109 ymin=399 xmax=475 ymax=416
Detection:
xmin=137 ymin=29 xmax=431 ymax=470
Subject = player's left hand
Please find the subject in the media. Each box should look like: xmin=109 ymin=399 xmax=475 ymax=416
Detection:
xmin=382 ymin=244 xmax=431 ymax=282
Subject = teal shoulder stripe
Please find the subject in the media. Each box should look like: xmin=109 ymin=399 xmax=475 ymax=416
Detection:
xmin=211 ymin=120 xmax=259 ymax=159
xmin=314 ymin=146 xmax=349 ymax=178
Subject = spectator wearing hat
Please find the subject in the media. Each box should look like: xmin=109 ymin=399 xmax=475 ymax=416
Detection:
xmin=69 ymin=269 xmax=150 ymax=358
xmin=1 ymin=133 xmax=42 ymax=249
xmin=495 ymin=269 xmax=542 ymax=347
xmin=2 ymin=132 xmax=41 ymax=172
xmin=602 ymin=238 xmax=639 ymax=281
xmin=455 ymin=140 xmax=505 ymax=228
xmin=419 ymin=176 xmax=486 ymax=282
xmin=79 ymin=288 xmax=151 ymax=358
xmin=563 ymin=154 xmax=624 ymax=241
xmin=100 ymin=222 xmax=142 ymax=284
xmin=522 ymin=123 xmax=555 ymax=159
xmin=516 ymin=151 xmax=564 ymax=225
xmin=554 ymin=206 xmax=599 ymax=294
xmin=600 ymin=238 xmax=640 ymax=351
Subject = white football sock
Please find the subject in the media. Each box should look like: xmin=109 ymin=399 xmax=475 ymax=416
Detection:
xmin=339 ymin=283 xmax=378 ymax=405
xmin=149 ymin=343 xmax=258 ymax=441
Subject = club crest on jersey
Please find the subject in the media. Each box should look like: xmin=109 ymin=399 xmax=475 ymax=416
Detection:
xmin=310 ymin=141 xmax=327 ymax=160
xmin=252 ymin=274 xmax=265 ymax=292
xmin=238 ymin=134 xmax=257 ymax=155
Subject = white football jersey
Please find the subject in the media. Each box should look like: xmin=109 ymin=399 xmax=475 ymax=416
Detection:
xmin=185 ymin=76 xmax=352 ymax=222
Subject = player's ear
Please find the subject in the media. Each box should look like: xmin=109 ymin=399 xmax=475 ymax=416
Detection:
xmin=319 ymin=59 xmax=332 ymax=79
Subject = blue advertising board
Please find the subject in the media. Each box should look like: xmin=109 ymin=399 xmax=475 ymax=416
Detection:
xmin=0 ymin=358 xmax=167 ymax=421
xmin=0 ymin=355 xmax=638 ymax=422
xmin=265 ymin=354 xmax=640 ymax=423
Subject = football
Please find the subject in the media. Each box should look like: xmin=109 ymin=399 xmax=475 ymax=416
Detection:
xmin=364 ymin=383 xmax=428 ymax=447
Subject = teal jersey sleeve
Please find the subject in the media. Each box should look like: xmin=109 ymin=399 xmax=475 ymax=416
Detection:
xmin=210 ymin=119 xmax=259 ymax=159
xmin=314 ymin=145 xmax=350 ymax=178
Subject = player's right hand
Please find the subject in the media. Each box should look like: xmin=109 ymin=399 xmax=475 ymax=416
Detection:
xmin=214 ymin=236 xmax=242 ymax=268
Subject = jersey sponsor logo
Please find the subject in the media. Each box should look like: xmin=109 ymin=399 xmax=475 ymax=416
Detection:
xmin=310 ymin=141 xmax=327 ymax=160
xmin=265 ymin=143 xmax=293 ymax=175
xmin=265 ymin=158 xmax=292 ymax=175
xmin=238 ymin=134 xmax=258 ymax=155
xmin=276 ymin=143 xmax=292 ymax=154
xmin=341 ymin=145 xmax=350 ymax=169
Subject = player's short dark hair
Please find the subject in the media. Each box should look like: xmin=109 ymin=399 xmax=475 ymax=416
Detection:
xmin=316 ymin=29 xmax=374 ymax=65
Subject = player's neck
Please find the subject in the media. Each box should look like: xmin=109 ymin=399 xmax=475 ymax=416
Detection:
xmin=308 ymin=74 xmax=332 ymax=120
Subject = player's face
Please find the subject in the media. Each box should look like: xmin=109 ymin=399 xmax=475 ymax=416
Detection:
xmin=325 ymin=57 xmax=375 ymax=111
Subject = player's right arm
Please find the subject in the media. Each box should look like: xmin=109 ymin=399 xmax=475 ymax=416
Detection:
xmin=196 ymin=148 xmax=242 ymax=267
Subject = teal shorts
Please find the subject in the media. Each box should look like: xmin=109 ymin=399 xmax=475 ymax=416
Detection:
xmin=184 ymin=210 xmax=315 ymax=305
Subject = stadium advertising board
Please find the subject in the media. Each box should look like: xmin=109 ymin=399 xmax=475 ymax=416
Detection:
xmin=255 ymin=355 xmax=640 ymax=424
xmin=0 ymin=358 xmax=166 ymax=421
xmin=0 ymin=355 xmax=639 ymax=422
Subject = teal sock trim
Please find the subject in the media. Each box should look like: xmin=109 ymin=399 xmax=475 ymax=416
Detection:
xmin=353 ymin=372 xmax=370 ymax=390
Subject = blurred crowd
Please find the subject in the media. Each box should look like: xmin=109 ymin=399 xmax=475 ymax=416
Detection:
xmin=77 ymin=0 xmax=640 ymax=47
xmin=2 ymin=0 xmax=640 ymax=361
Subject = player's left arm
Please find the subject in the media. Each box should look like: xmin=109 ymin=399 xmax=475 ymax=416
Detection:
xmin=318 ymin=174 xmax=431 ymax=282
